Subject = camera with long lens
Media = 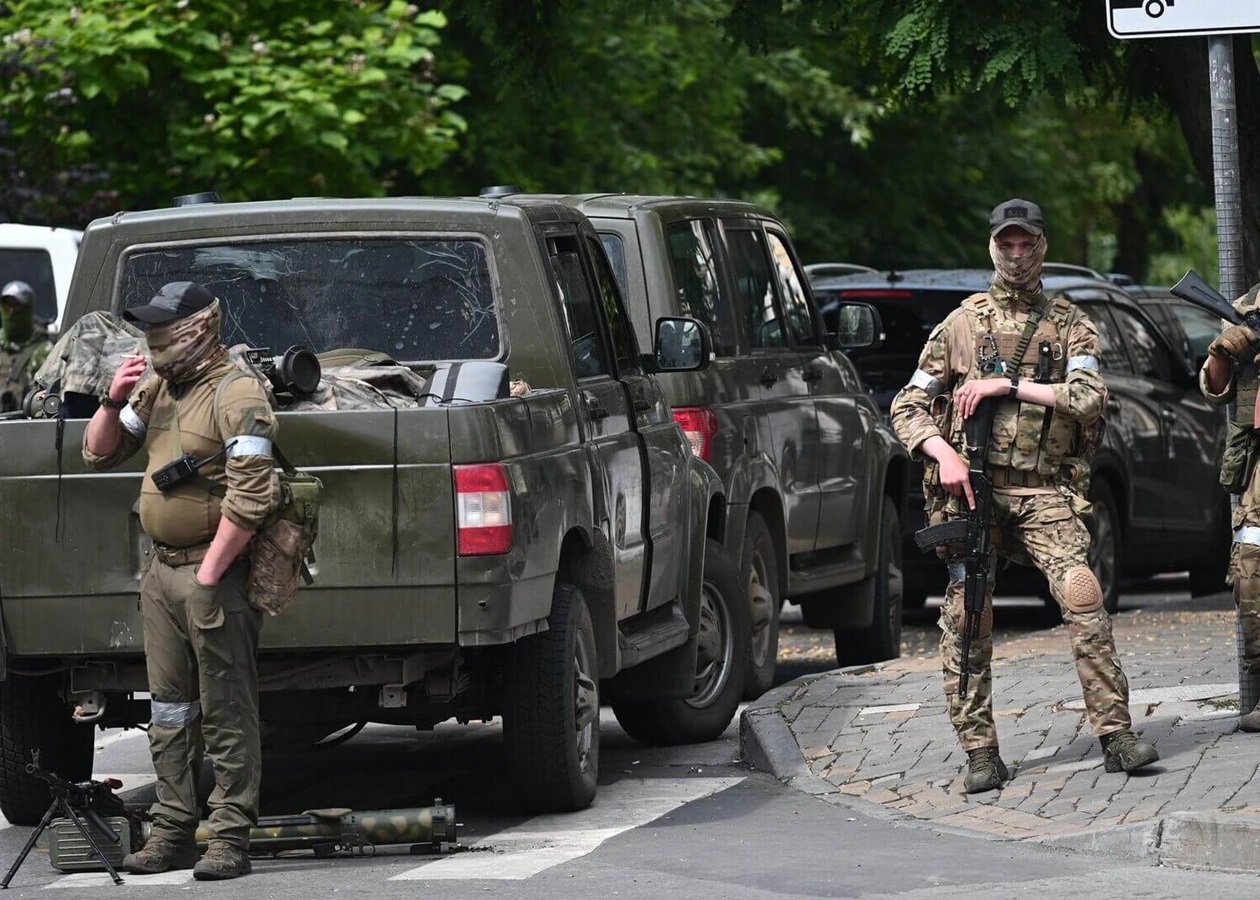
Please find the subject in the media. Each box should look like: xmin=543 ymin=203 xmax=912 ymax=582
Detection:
xmin=243 ymin=345 xmax=321 ymax=397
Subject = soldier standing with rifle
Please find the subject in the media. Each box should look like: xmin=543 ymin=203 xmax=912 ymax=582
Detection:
xmin=890 ymin=200 xmax=1158 ymax=794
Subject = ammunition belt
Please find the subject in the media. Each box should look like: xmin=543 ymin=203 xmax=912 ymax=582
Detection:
xmin=989 ymin=468 xmax=1050 ymax=489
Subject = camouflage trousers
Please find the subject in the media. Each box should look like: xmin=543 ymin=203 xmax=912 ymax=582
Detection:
xmin=940 ymin=491 xmax=1131 ymax=751
xmin=1228 ymin=540 xmax=1260 ymax=673
xmin=141 ymin=554 xmax=263 ymax=850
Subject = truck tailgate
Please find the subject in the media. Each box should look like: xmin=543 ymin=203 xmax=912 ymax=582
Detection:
xmin=0 ymin=407 xmax=457 ymax=655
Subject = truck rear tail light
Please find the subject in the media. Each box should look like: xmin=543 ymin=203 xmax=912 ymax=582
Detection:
xmin=673 ymin=407 xmax=718 ymax=462
xmin=454 ymin=464 xmax=512 ymax=556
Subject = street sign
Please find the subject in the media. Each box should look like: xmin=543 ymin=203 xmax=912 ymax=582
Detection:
xmin=1107 ymin=0 xmax=1260 ymax=39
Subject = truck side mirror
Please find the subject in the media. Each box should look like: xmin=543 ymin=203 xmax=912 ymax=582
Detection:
xmin=653 ymin=316 xmax=712 ymax=372
xmin=827 ymin=302 xmax=883 ymax=351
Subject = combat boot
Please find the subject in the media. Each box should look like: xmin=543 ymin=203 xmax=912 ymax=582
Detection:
xmin=1239 ymin=700 xmax=1260 ymax=732
xmin=192 ymin=841 xmax=252 ymax=881
xmin=963 ymin=747 xmax=1009 ymax=794
xmin=1100 ymin=729 xmax=1159 ymax=773
xmin=121 ymin=837 xmax=199 ymax=874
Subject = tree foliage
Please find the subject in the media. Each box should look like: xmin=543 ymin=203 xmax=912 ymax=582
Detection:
xmin=0 ymin=0 xmax=466 ymax=220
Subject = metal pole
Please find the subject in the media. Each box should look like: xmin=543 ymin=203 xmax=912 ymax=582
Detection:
xmin=1209 ymin=35 xmax=1259 ymax=715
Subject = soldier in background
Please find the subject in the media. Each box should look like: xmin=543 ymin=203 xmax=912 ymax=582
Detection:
xmin=83 ymin=281 xmax=278 ymax=879
xmin=1199 ymin=284 xmax=1260 ymax=731
xmin=889 ymin=199 xmax=1158 ymax=793
xmin=0 ymin=280 xmax=52 ymax=412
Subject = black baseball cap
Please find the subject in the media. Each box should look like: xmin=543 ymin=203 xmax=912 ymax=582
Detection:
xmin=989 ymin=199 xmax=1044 ymax=237
xmin=123 ymin=281 xmax=216 ymax=325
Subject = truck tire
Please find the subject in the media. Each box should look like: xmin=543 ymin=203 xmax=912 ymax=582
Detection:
xmin=0 ymin=674 xmax=93 ymax=825
xmin=835 ymin=497 xmax=903 ymax=666
xmin=612 ymin=539 xmax=750 ymax=745
xmin=741 ymin=512 xmax=780 ymax=699
xmin=504 ymin=582 xmax=599 ymax=813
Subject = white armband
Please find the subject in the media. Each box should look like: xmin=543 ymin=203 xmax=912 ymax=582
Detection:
xmin=226 ymin=436 xmax=274 ymax=459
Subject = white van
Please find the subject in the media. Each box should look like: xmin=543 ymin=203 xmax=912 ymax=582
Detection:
xmin=0 ymin=223 xmax=82 ymax=335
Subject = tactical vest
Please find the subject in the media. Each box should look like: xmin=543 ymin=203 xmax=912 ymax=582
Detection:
xmin=1221 ymin=284 xmax=1260 ymax=493
xmin=952 ymin=291 xmax=1078 ymax=476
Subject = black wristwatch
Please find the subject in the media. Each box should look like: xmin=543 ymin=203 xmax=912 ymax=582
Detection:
xmin=99 ymin=394 xmax=127 ymax=410
xmin=1008 ymin=375 xmax=1020 ymax=399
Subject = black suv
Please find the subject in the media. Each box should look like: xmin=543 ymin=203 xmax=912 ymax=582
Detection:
xmin=811 ymin=269 xmax=1229 ymax=612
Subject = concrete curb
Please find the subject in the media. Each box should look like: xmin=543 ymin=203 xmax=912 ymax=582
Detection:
xmin=743 ymin=670 xmax=1260 ymax=873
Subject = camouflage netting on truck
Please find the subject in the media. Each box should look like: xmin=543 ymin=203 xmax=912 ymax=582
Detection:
xmin=29 ymin=312 xmax=447 ymax=414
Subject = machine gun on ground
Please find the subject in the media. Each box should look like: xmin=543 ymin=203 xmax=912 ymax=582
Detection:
xmin=912 ymin=397 xmax=997 ymax=698
xmin=1 ymin=751 xmax=128 ymax=888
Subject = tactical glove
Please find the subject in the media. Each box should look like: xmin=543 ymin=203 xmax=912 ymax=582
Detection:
xmin=1208 ymin=322 xmax=1259 ymax=362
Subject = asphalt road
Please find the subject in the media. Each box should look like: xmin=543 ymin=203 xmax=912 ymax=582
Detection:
xmin=0 ymin=575 xmax=1253 ymax=897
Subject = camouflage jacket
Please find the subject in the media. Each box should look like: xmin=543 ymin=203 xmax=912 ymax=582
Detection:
xmin=0 ymin=335 xmax=51 ymax=413
xmin=890 ymin=282 xmax=1105 ymax=481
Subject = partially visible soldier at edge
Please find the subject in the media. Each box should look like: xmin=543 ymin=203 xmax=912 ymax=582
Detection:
xmin=82 ymin=281 xmax=279 ymax=879
xmin=889 ymin=199 xmax=1159 ymax=793
xmin=1199 ymin=280 xmax=1260 ymax=731
xmin=0 ymin=280 xmax=52 ymax=412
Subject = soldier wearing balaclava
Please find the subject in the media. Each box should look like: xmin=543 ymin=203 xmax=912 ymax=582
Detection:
xmin=82 ymin=281 xmax=278 ymax=880
xmin=889 ymin=200 xmax=1158 ymax=793
xmin=0 ymin=280 xmax=51 ymax=412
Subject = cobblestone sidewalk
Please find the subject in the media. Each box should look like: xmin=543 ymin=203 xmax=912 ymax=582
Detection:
xmin=743 ymin=603 xmax=1260 ymax=845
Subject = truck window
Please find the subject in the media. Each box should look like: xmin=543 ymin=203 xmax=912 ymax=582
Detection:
xmin=0 ymin=247 xmax=58 ymax=325
xmin=120 ymin=237 xmax=498 ymax=363
xmin=586 ymin=235 xmax=640 ymax=374
xmin=665 ymin=220 xmax=736 ymax=357
xmin=725 ymin=227 xmax=786 ymax=349
xmin=548 ymin=235 xmax=610 ymax=379
xmin=599 ymin=233 xmax=630 ymax=298
xmin=765 ymin=230 xmax=817 ymax=346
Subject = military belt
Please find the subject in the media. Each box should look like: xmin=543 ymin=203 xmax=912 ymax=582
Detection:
xmin=989 ymin=468 xmax=1050 ymax=489
xmin=152 ymin=542 xmax=212 ymax=567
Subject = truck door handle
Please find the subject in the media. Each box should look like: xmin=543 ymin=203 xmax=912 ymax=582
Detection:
xmin=633 ymin=398 xmax=652 ymax=413
xmin=587 ymin=399 xmax=609 ymax=420
xmin=759 ymin=368 xmax=779 ymax=387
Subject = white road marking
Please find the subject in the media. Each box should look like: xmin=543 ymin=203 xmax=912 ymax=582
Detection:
xmin=45 ymin=870 xmax=194 ymax=889
xmin=392 ymin=776 xmax=744 ymax=881
xmin=94 ymin=729 xmax=147 ymax=752
xmin=1063 ymin=682 xmax=1235 ymax=711
xmin=857 ymin=703 xmax=921 ymax=717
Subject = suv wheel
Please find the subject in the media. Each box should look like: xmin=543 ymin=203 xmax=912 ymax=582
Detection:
xmin=741 ymin=512 xmax=780 ymax=699
xmin=612 ymin=539 xmax=750 ymax=745
xmin=504 ymin=582 xmax=599 ymax=813
xmin=0 ymin=673 xmax=93 ymax=825
xmin=1087 ymin=480 xmax=1122 ymax=615
xmin=835 ymin=497 xmax=903 ymax=666
xmin=1188 ymin=497 xmax=1231 ymax=598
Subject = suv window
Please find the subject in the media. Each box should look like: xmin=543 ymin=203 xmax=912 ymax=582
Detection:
xmin=0 ymin=247 xmax=58 ymax=325
xmin=599 ymin=233 xmax=630 ymax=301
xmin=586 ymin=235 xmax=640 ymax=374
xmin=1080 ymin=303 xmax=1132 ymax=374
xmin=725 ymin=227 xmax=786 ymax=349
xmin=1110 ymin=304 xmax=1172 ymax=382
xmin=1165 ymin=302 xmax=1219 ymax=366
xmin=766 ymin=230 xmax=817 ymax=346
xmin=121 ymin=237 xmax=498 ymax=363
xmin=665 ymin=219 xmax=736 ymax=356
xmin=548 ymin=235 xmax=609 ymax=379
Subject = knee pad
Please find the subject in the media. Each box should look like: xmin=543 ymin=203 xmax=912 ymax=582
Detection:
xmin=1064 ymin=566 xmax=1103 ymax=613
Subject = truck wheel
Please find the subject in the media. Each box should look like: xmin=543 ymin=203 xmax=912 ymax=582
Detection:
xmin=504 ymin=582 xmax=599 ymax=813
xmin=1087 ymin=481 xmax=1122 ymax=615
xmin=1188 ymin=497 xmax=1231 ymax=598
xmin=835 ymin=497 xmax=903 ymax=666
xmin=612 ymin=539 xmax=750 ymax=745
xmin=741 ymin=512 xmax=780 ymax=699
xmin=0 ymin=674 xmax=93 ymax=825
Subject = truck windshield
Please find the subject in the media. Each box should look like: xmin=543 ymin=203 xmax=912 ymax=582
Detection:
xmin=119 ymin=237 xmax=499 ymax=363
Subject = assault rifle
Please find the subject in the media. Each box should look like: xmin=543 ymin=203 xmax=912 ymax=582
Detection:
xmin=1170 ymin=269 xmax=1260 ymax=334
xmin=913 ymin=396 xmax=997 ymax=698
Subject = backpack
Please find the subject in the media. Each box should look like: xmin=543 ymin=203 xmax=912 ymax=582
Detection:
xmin=214 ymin=370 xmax=322 ymax=616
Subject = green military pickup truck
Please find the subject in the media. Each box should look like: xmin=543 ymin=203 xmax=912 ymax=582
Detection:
xmin=0 ymin=195 xmax=749 ymax=822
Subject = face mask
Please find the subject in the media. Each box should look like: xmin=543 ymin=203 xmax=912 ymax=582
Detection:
xmin=989 ymin=234 xmax=1047 ymax=290
xmin=1 ymin=301 xmax=33 ymax=346
xmin=145 ymin=299 xmax=223 ymax=383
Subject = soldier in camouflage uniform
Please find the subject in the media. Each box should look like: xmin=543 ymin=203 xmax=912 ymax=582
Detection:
xmin=0 ymin=280 xmax=52 ymax=412
xmin=84 ymin=282 xmax=279 ymax=879
xmin=890 ymin=200 xmax=1158 ymax=793
xmin=1199 ymin=283 xmax=1260 ymax=731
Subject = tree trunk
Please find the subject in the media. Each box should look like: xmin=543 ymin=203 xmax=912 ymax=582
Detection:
xmin=1154 ymin=36 xmax=1260 ymax=289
